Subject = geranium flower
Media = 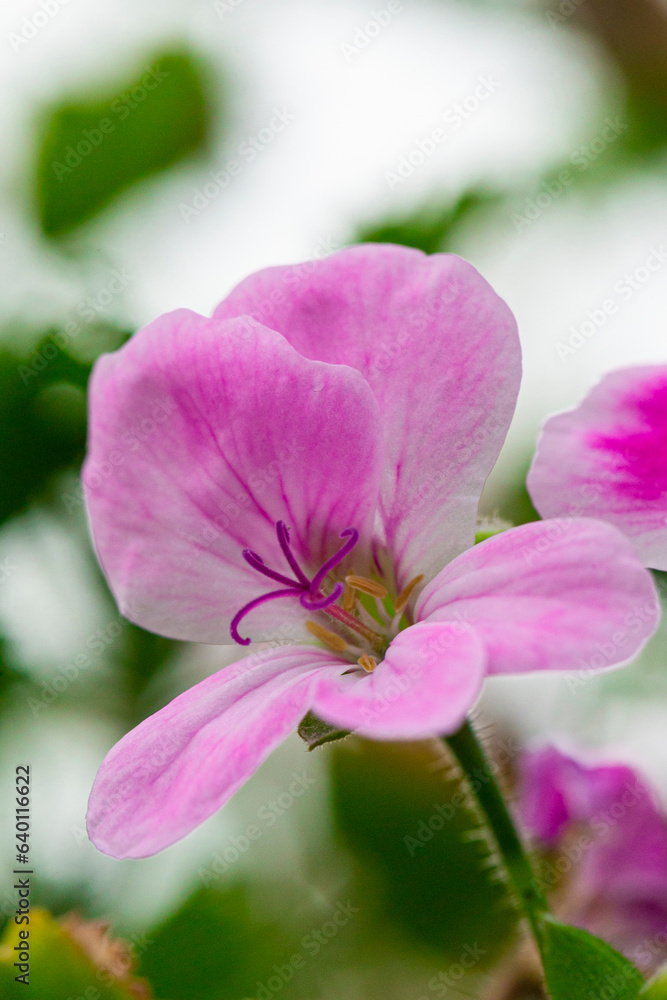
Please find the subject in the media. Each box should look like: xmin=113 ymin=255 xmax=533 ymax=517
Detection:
xmin=518 ymin=745 xmax=667 ymax=974
xmin=83 ymin=244 xmax=659 ymax=858
xmin=527 ymin=365 xmax=667 ymax=570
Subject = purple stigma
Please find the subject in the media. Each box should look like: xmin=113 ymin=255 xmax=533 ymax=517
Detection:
xmin=230 ymin=521 xmax=359 ymax=644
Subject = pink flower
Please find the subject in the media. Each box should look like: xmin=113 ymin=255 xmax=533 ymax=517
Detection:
xmin=528 ymin=366 xmax=667 ymax=570
xmin=518 ymin=746 xmax=667 ymax=973
xmin=83 ymin=245 xmax=659 ymax=858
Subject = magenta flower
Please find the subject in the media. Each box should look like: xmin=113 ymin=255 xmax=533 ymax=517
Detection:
xmin=83 ymin=245 xmax=659 ymax=858
xmin=519 ymin=746 xmax=667 ymax=973
xmin=528 ymin=365 xmax=667 ymax=570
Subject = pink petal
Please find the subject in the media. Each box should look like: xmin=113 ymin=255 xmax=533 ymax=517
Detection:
xmin=416 ymin=518 xmax=660 ymax=675
xmin=519 ymin=746 xmax=667 ymax=966
xmin=214 ymin=244 xmax=521 ymax=590
xmin=527 ymin=366 xmax=667 ymax=570
xmin=518 ymin=746 xmax=572 ymax=845
xmin=86 ymin=646 xmax=342 ymax=858
xmin=312 ymin=622 xmax=486 ymax=740
xmin=84 ymin=310 xmax=383 ymax=644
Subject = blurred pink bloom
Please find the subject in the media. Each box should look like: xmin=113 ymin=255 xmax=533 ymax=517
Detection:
xmin=519 ymin=746 xmax=667 ymax=974
xmin=528 ymin=366 xmax=667 ymax=570
xmin=83 ymin=245 xmax=659 ymax=857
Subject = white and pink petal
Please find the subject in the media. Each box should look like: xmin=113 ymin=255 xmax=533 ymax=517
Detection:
xmin=214 ymin=244 xmax=521 ymax=590
xmin=416 ymin=518 xmax=660 ymax=675
xmin=84 ymin=310 xmax=384 ymax=644
xmin=86 ymin=646 xmax=343 ymax=858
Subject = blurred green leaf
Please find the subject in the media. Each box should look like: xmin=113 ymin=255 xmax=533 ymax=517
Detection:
xmin=356 ymin=189 xmax=501 ymax=253
xmin=0 ymin=909 xmax=156 ymax=998
xmin=539 ymin=915 xmax=644 ymax=1000
xmin=35 ymin=49 xmax=213 ymax=236
xmin=0 ymin=339 xmax=90 ymax=527
xmin=331 ymin=738 xmax=517 ymax=961
xmin=139 ymin=883 xmax=297 ymax=1000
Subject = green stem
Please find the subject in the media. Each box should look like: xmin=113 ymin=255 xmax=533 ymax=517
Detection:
xmin=445 ymin=719 xmax=549 ymax=944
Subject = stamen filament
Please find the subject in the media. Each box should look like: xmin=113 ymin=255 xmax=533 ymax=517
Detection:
xmin=306 ymin=621 xmax=349 ymax=653
xmin=345 ymin=574 xmax=388 ymax=599
xmin=394 ymin=574 xmax=424 ymax=616
xmin=325 ymin=603 xmax=386 ymax=651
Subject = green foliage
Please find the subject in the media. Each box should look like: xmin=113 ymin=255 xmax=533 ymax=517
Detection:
xmin=0 ymin=909 xmax=153 ymax=999
xmin=139 ymin=883 xmax=297 ymax=1000
xmin=35 ymin=50 xmax=212 ymax=236
xmin=330 ymin=738 xmax=517 ymax=961
xmin=0 ymin=339 xmax=91 ymax=527
xmin=538 ymin=915 xmax=645 ymax=1000
xmin=356 ymin=189 xmax=501 ymax=253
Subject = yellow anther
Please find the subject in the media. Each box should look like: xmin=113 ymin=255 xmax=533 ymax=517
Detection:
xmin=358 ymin=654 xmax=377 ymax=673
xmin=305 ymin=620 xmax=349 ymax=653
xmin=345 ymin=575 xmax=388 ymax=600
xmin=394 ymin=575 xmax=424 ymax=616
xmin=342 ymin=583 xmax=356 ymax=612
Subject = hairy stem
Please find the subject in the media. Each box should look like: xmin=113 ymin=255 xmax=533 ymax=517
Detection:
xmin=445 ymin=719 xmax=549 ymax=945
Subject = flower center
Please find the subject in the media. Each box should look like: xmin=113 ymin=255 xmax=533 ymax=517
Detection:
xmin=230 ymin=521 xmax=359 ymax=645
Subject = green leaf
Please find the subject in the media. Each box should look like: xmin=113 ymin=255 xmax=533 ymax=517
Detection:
xmin=330 ymin=738 xmax=517 ymax=961
xmin=539 ymin=914 xmax=644 ymax=1000
xmin=0 ymin=909 xmax=155 ymax=999
xmin=0 ymin=342 xmax=90 ymax=527
xmin=139 ymin=883 xmax=297 ymax=1000
xmin=35 ymin=49 xmax=212 ymax=236
xmin=356 ymin=188 xmax=501 ymax=253
xmin=640 ymin=966 xmax=667 ymax=997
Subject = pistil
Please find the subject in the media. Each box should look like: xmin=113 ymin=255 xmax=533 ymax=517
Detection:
xmin=325 ymin=603 xmax=386 ymax=652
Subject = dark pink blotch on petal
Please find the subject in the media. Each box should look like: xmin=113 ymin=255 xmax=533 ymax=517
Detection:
xmin=528 ymin=366 xmax=667 ymax=570
xmin=416 ymin=518 xmax=660 ymax=675
xmin=86 ymin=646 xmax=344 ymax=858
xmin=214 ymin=244 xmax=521 ymax=590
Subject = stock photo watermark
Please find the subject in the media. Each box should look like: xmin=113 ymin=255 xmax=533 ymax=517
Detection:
xmin=253 ymin=901 xmax=359 ymax=999
xmin=340 ymin=1 xmax=404 ymax=63
xmin=198 ymin=770 xmax=317 ymax=884
xmin=179 ymin=108 xmax=297 ymax=222
xmin=385 ymin=75 xmax=501 ymax=189
xmin=8 ymin=0 xmax=73 ymax=52
xmin=18 ymin=266 xmax=135 ymax=386
xmin=50 ymin=66 xmax=170 ymax=182
xmin=512 ymin=117 xmax=627 ymax=232
xmin=555 ymin=245 xmax=667 ymax=360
